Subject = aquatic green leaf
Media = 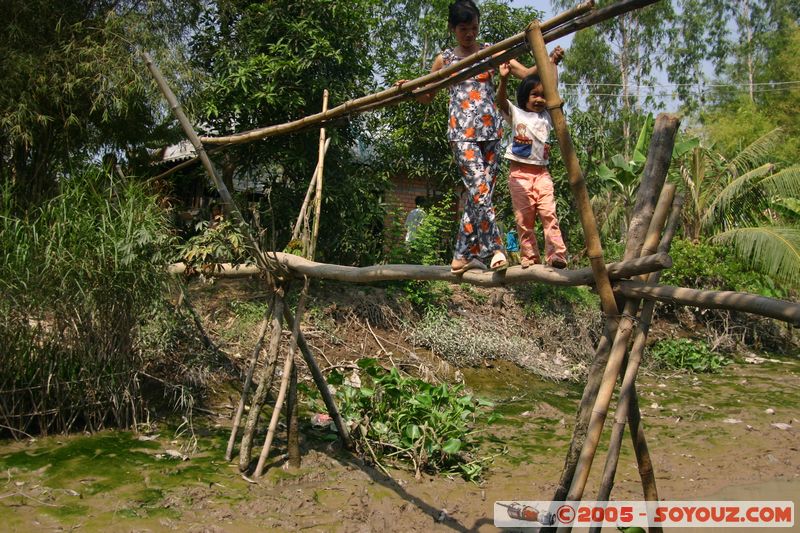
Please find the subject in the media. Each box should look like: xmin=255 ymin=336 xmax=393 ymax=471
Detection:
xmin=442 ymin=438 xmax=462 ymax=454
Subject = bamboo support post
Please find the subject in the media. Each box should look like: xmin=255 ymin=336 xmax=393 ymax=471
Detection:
xmin=560 ymin=122 xmax=679 ymax=524
xmin=238 ymin=295 xmax=285 ymax=472
xmin=589 ymin=191 xmax=682 ymax=533
xmin=287 ymin=361 xmax=300 ymax=468
xmin=283 ymin=304 xmax=352 ymax=449
xmin=527 ymin=22 xmax=618 ymax=319
xmin=254 ymin=288 xmax=308 ymax=477
xmin=142 ymin=52 xmax=285 ymax=279
xmin=253 ymin=321 xmax=296 ymax=477
xmin=549 ymin=114 xmax=680 ymax=514
xmin=309 ymin=90 xmax=329 ymax=261
xmin=588 ymin=184 xmax=676 ymax=525
xmin=530 ymin=22 xmax=619 ymax=510
xmin=292 ymin=137 xmax=331 ymax=241
xmin=226 ymin=296 xmax=274 ymax=461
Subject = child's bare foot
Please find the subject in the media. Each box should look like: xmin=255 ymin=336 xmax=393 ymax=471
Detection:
xmin=549 ymin=257 xmax=567 ymax=269
xmin=520 ymin=257 xmax=539 ymax=269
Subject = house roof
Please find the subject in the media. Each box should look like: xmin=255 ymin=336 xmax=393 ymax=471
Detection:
xmin=159 ymin=140 xmax=196 ymax=164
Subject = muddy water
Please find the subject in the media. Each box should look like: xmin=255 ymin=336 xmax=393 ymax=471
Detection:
xmin=0 ymin=357 xmax=797 ymax=532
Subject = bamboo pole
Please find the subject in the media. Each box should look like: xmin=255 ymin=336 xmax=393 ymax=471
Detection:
xmin=588 ymin=185 xmax=676 ymax=524
xmin=169 ymin=252 xmax=671 ymax=286
xmin=590 ymin=191 xmax=682 ymax=533
xmin=225 ymin=295 xmax=274 ymax=461
xmin=142 ymin=52 xmax=285 ymax=278
xmin=560 ymin=128 xmax=679 ymax=524
xmin=283 ymin=304 xmax=353 ymax=449
xmin=309 ymin=90 xmax=329 ymax=261
xmin=253 ymin=328 xmax=295 ymax=477
xmin=198 ymin=1 xmax=602 ymax=146
xmin=287 ymin=360 xmax=300 ymax=467
xmin=615 ymin=281 xmax=800 ymax=325
xmin=254 ymin=289 xmax=308 ymax=477
xmin=626 ymin=195 xmax=684 ymax=509
xmin=548 ymin=114 xmax=679 ymax=514
xmin=292 ymin=137 xmax=331 ymax=241
xmin=527 ymin=22 xmax=618 ymax=319
xmin=238 ymin=295 xmax=285 ymax=472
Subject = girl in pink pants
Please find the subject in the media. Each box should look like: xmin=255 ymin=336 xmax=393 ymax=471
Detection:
xmin=497 ymin=61 xmax=568 ymax=269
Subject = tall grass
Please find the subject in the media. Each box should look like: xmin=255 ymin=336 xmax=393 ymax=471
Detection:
xmin=0 ymin=167 xmax=174 ymax=437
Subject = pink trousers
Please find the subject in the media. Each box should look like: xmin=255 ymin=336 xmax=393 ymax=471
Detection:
xmin=508 ymin=161 xmax=567 ymax=264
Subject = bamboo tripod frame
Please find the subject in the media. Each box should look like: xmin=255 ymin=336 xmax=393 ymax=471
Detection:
xmin=144 ymin=0 xmax=800 ymax=511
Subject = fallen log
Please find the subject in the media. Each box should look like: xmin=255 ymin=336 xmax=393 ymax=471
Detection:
xmin=614 ymin=280 xmax=800 ymax=326
xmin=168 ymin=252 xmax=672 ymax=287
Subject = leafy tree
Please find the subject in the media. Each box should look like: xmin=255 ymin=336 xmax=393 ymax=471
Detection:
xmin=190 ymin=0 xmax=388 ymax=263
xmin=552 ymin=0 xmax=674 ymax=156
xmin=701 ymin=21 xmax=800 ymax=164
xmin=0 ymin=0 xmax=201 ymax=207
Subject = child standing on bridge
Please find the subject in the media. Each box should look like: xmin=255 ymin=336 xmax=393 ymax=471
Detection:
xmin=398 ymin=0 xmax=562 ymax=274
xmin=496 ymin=59 xmax=568 ymax=269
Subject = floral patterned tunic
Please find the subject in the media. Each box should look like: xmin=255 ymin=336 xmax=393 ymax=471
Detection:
xmin=442 ymin=44 xmax=503 ymax=142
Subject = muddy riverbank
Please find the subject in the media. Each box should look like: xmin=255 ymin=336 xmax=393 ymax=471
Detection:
xmin=0 ymin=355 xmax=797 ymax=532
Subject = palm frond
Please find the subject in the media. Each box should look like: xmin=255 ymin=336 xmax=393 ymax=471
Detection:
xmin=701 ymin=163 xmax=775 ymax=230
xmin=724 ymin=127 xmax=783 ymax=178
xmin=712 ymin=226 xmax=800 ymax=290
xmin=759 ymin=165 xmax=800 ymax=200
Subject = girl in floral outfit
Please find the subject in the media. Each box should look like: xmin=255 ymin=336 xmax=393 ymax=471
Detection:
xmin=401 ymin=0 xmax=560 ymax=274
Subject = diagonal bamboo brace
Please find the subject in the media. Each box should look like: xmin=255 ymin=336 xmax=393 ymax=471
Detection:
xmin=526 ymin=23 xmax=618 ymax=319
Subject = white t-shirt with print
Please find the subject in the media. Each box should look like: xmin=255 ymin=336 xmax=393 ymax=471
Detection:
xmin=501 ymin=100 xmax=553 ymax=165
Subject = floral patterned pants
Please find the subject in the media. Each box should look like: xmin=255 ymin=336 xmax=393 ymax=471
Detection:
xmin=451 ymin=139 xmax=503 ymax=261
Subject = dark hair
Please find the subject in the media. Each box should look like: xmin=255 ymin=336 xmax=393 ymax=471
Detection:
xmin=517 ymin=73 xmax=542 ymax=110
xmin=448 ymin=0 xmax=480 ymax=28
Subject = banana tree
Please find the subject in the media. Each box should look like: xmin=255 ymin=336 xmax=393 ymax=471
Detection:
xmin=592 ymin=113 xmax=654 ymax=242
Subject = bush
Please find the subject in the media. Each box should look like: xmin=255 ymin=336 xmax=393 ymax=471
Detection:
xmin=648 ymin=338 xmax=730 ymax=373
xmin=384 ymin=199 xmax=460 ymax=311
xmin=662 ymin=238 xmax=790 ymax=298
xmin=0 ymin=168 xmax=174 ymax=436
xmin=178 ymin=217 xmax=251 ymax=273
xmin=322 ymin=358 xmax=498 ymax=481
